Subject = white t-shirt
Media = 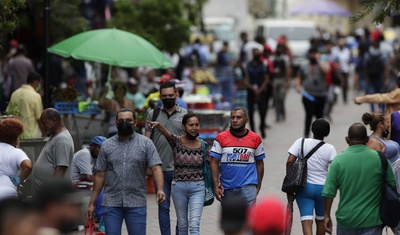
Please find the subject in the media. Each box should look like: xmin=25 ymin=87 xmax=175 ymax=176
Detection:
xmin=0 ymin=142 xmax=30 ymax=200
xmin=288 ymin=138 xmax=337 ymax=185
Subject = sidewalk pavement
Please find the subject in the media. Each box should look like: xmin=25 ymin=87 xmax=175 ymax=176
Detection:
xmin=68 ymin=88 xmax=394 ymax=235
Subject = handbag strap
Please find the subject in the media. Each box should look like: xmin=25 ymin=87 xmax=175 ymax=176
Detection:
xmin=84 ymin=218 xmax=94 ymax=235
xmin=301 ymin=138 xmax=305 ymax=158
xmin=377 ymin=150 xmax=388 ymax=184
xmin=200 ymin=139 xmax=207 ymax=168
xmin=303 ymin=140 xmax=325 ymax=160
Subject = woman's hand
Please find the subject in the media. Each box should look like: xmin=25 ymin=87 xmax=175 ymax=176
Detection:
xmin=148 ymin=121 xmax=159 ymax=129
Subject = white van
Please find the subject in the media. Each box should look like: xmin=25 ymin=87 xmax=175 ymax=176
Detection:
xmin=254 ymin=19 xmax=317 ymax=63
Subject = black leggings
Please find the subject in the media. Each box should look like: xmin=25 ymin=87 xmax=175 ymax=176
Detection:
xmin=302 ymin=96 xmax=326 ymax=137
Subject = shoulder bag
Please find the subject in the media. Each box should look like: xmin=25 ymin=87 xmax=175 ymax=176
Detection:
xmin=201 ymin=139 xmax=214 ymax=206
xmin=281 ymin=138 xmax=325 ymax=193
xmin=377 ymin=151 xmax=400 ymax=228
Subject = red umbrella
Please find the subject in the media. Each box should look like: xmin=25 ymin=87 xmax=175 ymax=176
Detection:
xmin=285 ymin=196 xmax=295 ymax=235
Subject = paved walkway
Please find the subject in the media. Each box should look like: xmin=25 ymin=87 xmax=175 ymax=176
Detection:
xmin=69 ymin=88 xmax=394 ymax=235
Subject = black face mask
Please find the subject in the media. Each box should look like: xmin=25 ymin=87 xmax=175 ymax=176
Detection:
xmin=310 ymin=58 xmax=318 ymax=65
xmin=230 ymin=125 xmax=246 ymax=134
xmin=117 ymin=121 xmax=134 ymax=135
xmin=253 ymin=55 xmax=261 ymax=61
xmin=185 ymin=132 xmax=199 ymax=140
xmin=162 ymin=98 xmax=176 ymax=109
xmin=382 ymin=129 xmax=390 ymax=138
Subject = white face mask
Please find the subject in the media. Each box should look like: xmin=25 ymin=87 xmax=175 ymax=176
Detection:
xmin=35 ymin=84 xmax=41 ymax=92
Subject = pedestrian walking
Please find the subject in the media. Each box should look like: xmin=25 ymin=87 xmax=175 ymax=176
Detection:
xmin=363 ymin=40 xmax=389 ymax=112
xmin=285 ymin=118 xmax=337 ymax=235
xmin=295 ymin=47 xmax=330 ymax=137
xmin=270 ymin=43 xmax=291 ymax=122
xmin=31 ymin=108 xmax=74 ymax=196
xmin=323 ymin=123 xmax=396 ymax=234
xmin=210 ymin=107 xmax=265 ymax=205
xmin=246 ymin=48 xmax=270 ymax=138
xmin=145 ymin=81 xmax=188 ymax=235
xmin=148 ymin=112 xmax=208 ymax=235
xmin=87 ymin=108 xmax=165 ymax=235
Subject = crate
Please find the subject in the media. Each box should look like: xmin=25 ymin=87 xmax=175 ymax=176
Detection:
xmin=54 ymin=102 xmax=101 ymax=115
xmin=78 ymin=102 xmax=101 ymax=115
xmin=54 ymin=102 xmax=78 ymax=114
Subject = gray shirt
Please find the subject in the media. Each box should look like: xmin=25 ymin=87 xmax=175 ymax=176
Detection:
xmin=32 ymin=130 xmax=74 ymax=196
xmin=145 ymin=105 xmax=187 ymax=171
xmin=71 ymin=148 xmax=95 ymax=184
xmin=299 ymin=61 xmax=327 ymax=97
xmin=95 ymin=133 xmax=162 ymax=207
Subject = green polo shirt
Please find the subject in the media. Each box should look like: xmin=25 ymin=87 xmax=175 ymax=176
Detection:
xmin=322 ymin=144 xmax=396 ymax=229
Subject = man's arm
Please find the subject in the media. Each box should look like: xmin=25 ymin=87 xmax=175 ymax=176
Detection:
xmin=19 ymin=159 xmax=32 ymax=182
xmin=151 ymin=165 xmax=166 ymax=203
xmin=355 ymin=88 xmax=400 ymax=105
xmin=86 ymin=171 xmax=105 ymax=219
xmin=211 ymin=157 xmax=223 ymax=201
xmin=54 ymin=166 xmax=67 ymax=177
xmin=255 ymin=159 xmax=264 ymax=194
xmin=324 ymin=197 xmax=334 ymax=234
xmin=80 ymin=174 xmax=95 ymax=182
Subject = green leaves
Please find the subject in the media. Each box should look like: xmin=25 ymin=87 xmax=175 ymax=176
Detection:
xmin=351 ymin=0 xmax=400 ymax=24
xmin=0 ymin=0 xmax=26 ymax=48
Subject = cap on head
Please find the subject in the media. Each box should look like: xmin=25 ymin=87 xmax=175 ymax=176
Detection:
xmin=90 ymin=136 xmax=106 ymax=146
xmin=220 ymin=196 xmax=248 ymax=233
xmin=159 ymin=74 xmax=173 ymax=84
xmin=248 ymin=196 xmax=285 ymax=234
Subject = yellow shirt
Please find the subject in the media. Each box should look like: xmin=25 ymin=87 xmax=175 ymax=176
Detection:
xmin=144 ymin=91 xmax=160 ymax=108
xmin=7 ymin=84 xmax=43 ymax=138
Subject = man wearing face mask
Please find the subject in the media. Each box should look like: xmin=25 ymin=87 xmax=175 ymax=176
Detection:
xmin=210 ymin=107 xmax=265 ymax=205
xmin=246 ymin=48 xmax=270 ymax=139
xmin=145 ymin=81 xmax=188 ymax=235
xmin=87 ymin=108 xmax=165 ymax=235
xmin=6 ymin=72 xmax=45 ymax=138
xmin=295 ymin=47 xmax=330 ymax=137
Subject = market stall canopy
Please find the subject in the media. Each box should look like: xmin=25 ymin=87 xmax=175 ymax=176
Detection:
xmin=48 ymin=28 xmax=173 ymax=69
xmin=289 ymin=0 xmax=352 ymax=17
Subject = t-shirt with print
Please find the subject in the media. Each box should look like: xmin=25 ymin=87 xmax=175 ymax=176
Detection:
xmin=168 ymin=134 xmax=208 ymax=182
xmin=210 ymin=129 xmax=266 ymax=190
xmin=288 ymin=138 xmax=336 ymax=185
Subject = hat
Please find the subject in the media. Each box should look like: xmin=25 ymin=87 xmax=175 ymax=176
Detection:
xmin=159 ymin=74 xmax=173 ymax=83
xmin=220 ymin=196 xmax=248 ymax=233
xmin=9 ymin=39 xmax=18 ymax=47
xmin=248 ymin=196 xmax=285 ymax=234
xmin=90 ymin=136 xmax=107 ymax=146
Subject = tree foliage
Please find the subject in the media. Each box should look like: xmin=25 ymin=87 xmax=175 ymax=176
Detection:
xmin=109 ymin=0 xmax=199 ymax=53
xmin=351 ymin=0 xmax=400 ymax=24
xmin=32 ymin=0 xmax=88 ymax=43
xmin=0 ymin=0 xmax=26 ymax=47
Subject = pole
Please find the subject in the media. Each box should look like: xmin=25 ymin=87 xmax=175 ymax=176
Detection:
xmin=44 ymin=0 xmax=50 ymax=108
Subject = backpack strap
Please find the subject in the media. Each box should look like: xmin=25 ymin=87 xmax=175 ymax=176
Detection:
xmin=378 ymin=150 xmax=388 ymax=183
xmin=304 ymin=141 xmax=325 ymax=160
xmin=200 ymin=139 xmax=207 ymax=167
xmin=301 ymin=138 xmax=305 ymax=158
xmin=149 ymin=108 xmax=161 ymax=139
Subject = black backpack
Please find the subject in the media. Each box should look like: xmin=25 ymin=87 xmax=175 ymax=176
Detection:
xmin=366 ymin=52 xmax=384 ymax=81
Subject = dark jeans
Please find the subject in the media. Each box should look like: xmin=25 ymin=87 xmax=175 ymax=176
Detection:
xmin=302 ymin=96 xmax=326 ymax=137
xmin=156 ymin=171 xmax=178 ymax=235
xmin=247 ymin=90 xmax=268 ymax=136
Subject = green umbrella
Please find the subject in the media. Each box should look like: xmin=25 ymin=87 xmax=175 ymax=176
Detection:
xmin=48 ymin=28 xmax=173 ymax=69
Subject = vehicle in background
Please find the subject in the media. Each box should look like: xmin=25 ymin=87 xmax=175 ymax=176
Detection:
xmin=203 ymin=17 xmax=239 ymax=56
xmin=254 ymin=19 xmax=317 ymax=67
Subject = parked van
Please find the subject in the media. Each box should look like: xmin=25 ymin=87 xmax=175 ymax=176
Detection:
xmin=254 ymin=19 xmax=317 ymax=64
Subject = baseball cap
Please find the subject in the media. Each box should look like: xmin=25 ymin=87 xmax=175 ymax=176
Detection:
xmin=248 ymin=196 xmax=285 ymax=234
xmin=159 ymin=74 xmax=173 ymax=83
xmin=90 ymin=136 xmax=107 ymax=146
xmin=220 ymin=196 xmax=248 ymax=233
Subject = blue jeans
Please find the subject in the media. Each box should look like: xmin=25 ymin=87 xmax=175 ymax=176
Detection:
xmin=222 ymin=184 xmax=257 ymax=205
xmin=102 ymin=206 xmax=146 ymax=235
xmin=337 ymin=225 xmax=382 ymax=235
xmin=156 ymin=171 xmax=175 ymax=235
xmin=172 ymin=180 xmax=205 ymax=235
xmin=366 ymin=79 xmax=384 ymax=112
